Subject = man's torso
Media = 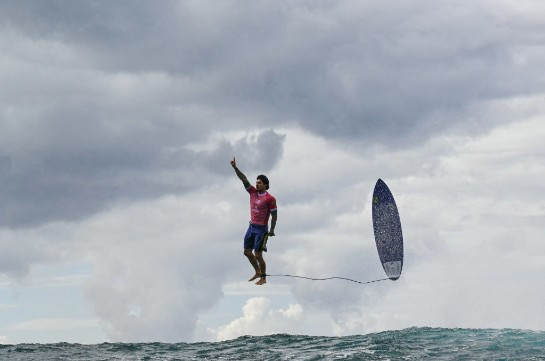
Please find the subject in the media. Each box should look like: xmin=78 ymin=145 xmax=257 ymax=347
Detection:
xmin=247 ymin=185 xmax=277 ymax=226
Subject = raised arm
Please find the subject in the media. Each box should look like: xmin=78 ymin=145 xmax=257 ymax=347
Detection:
xmin=230 ymin=157 xmax=251 ymax=189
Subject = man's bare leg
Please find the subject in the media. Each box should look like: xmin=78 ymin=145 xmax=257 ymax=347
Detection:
xmin=244 ymin=249 xmax=261 ymax=281
xmin=254 ymin=251 xmax=267 ymax=285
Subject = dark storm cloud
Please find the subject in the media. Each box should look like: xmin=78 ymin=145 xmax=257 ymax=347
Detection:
xmin=4 ymin=1 xmax=543 ymax=138
xmin=1 ymin=0 xmax=543 ymax=227
xmin=0 ymin=125 xmax=284 ymax=227
xmin=205 ymin=129 xmax=286 ymax=175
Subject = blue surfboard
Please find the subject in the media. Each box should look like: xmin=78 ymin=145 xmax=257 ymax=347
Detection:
xmin=372 ymin=179 xmax=404 ymax=280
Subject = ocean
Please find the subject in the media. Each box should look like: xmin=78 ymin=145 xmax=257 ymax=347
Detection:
xmin=1 ymin=327 xmax=544 ymax=360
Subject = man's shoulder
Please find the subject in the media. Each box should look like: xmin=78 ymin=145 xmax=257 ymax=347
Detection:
xmin=266 ymin=192 xmax=277 ymax=206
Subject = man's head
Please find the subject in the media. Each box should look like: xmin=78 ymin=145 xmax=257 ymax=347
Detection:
xmin=256 ymin=174 xmax=269 ymax=191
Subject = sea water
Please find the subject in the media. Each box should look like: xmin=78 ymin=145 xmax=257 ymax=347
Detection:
xmin=1 ymin=327 xmax=544 ymax=360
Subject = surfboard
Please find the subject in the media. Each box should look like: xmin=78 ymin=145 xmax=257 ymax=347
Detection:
xmin=372 ymin=179 xmax=404 ymax=280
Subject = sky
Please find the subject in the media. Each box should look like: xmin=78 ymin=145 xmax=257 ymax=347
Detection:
xmin=1 ymin=0 xmax=545 ymax=344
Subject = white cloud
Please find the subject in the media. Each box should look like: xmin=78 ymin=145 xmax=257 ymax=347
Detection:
xmin=78 ymin=192 xmax=241 ymax=342
xmin=214 ymin=297 xmax=304 ymax=341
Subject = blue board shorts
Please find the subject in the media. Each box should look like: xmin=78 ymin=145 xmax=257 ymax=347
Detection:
xmin=244 ymin=223 xmax=269 ymax=252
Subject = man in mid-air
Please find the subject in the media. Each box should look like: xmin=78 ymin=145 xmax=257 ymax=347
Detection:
xmin=230 ymin=157 xmax=277 ymax=286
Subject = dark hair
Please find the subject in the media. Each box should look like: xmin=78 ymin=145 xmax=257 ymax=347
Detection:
xmin=257 ymin=174 xmax=270 ymax=190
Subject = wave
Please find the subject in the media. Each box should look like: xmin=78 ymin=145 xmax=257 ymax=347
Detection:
xmin=1 ymin=327 xmax=544 ymax=360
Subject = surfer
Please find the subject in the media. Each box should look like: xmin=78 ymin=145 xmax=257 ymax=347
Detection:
xmin=230 ymin=157 xmax=277 ymax=286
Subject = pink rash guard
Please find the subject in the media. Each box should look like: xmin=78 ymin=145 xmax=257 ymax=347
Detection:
xmin=246 ymin=185 xmax=277 ymax=226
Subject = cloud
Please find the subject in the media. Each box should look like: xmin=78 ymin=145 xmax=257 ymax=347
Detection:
xmin=0 ymin=124 xmax=285 ymax=227
xmin=214 ymin=297 xmax=304 ymax=341
xmin=1 ymin=8 xmax=286 ymax=227
xmin=77 ymin=192 xmax=243 ymax=342
xmin=2 ymin=1 xmax=544 ymax=229
xmin=0 ymin=228 xmax=56 ymax=279
xmin=3 ymin=1 xmax=543 ymax=147
xmin=1 ymin=0 xmax=545 ymax=343
xmin=1 ymin=180 xmax=252 ymax=342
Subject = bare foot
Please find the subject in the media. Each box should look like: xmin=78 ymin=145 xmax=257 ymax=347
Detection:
xmin=248 ymin=274 xmax=260 ymax=282
xmin=255 ymin=277 xmax=267 ymax=286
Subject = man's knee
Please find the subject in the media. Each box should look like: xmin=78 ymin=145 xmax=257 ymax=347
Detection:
xmin=244 ymin=249 xmax=253 ymax=257
xmin=254 ymin=251 xmax=264 ymax=261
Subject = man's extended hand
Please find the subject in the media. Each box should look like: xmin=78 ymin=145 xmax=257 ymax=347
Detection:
xmin=268 ymin=231 xmax=275 ymax=237
xmin=230 ymin=157 xmax=237 ymax=168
